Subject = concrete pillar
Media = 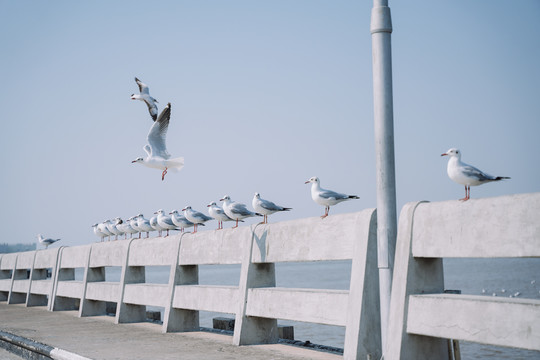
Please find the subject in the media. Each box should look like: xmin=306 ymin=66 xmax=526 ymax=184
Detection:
xmin=343 ymin=210 xmax=382 ymax=359
xmin=233 ymin=226 xmax=278 ymax=345
xmin=163 ymin=233 xmax=200 ymax=333
xmin=116 ymin=239 xmax=146 ymax=323
xmin=371 ymin=0 xmax=398 ymax=350
xmin=385 ymin=202 xmax=447 ymax=360
xmin=7 ymin=255 xmax=26 ymax=305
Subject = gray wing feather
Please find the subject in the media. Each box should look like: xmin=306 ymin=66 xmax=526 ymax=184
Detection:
xmin=260 ymin=200 xmax=283 ymax=211
xmin=147 ymin=103 xmax=171 ymax=159
xmin=135 ymin=77 xmax=149 ymax=95
xmin=462 ymin=165 xmax=496 ymax=182
xmin=232 ymin=203 xmax=254 ymax=216
xmin=319 ymin=189 xmax=349 ymax=200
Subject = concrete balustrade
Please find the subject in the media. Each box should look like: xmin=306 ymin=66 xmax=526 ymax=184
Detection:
xmin=5 ymin=194 xmax=537 ymax=359
xmin=386 ymin=193 xmax=540 ymax=360
xmin=0 ymin=209 xmax=381 ymax=359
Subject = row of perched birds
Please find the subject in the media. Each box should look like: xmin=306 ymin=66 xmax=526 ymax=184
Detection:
xmin=91 ymin=177 xmax=360 ymax=241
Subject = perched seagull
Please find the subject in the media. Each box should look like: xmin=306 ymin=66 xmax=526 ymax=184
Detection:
xmin=149 ymin=215 xmax=164 ymax=237
xmin=128 ymin=216 xmax=141 ymax=239
xmin=441 ymin=148 xmax=510 ymax=201
xmin=155 ymin=209 xmax=177 ymax=237
xmin=207 ymin=201 xmax=236 ymax=230
xmin=136 ymin=214 xmax=154 ymax=238
xmin=92 ymin=224 xmax=107 ymax=242
xmin=252 ymin=193 xmax=292 ymax=224
xmin=37 ymin=234 xmax=60 ymax=249
xmin=220 ymin=195 xmax=262 ymax=229
xmin=182 ymin=206 xmax=213 ymax=233
xmin=97 ymin=221 xmax=114 ymax=241
xmin=131 ymin=77 xmax=159 ymax=121
xmin=107 ymin=217 xmax=124 ymax=241
xmin=122 ymin=217 xmax=138 ymax=239
xmin=169 ymin=210 xmax=197 ymax=232
xmin=305 ymin=177 xmax=359 ymax=219
xmin=131 ymin=103 xmax=184 ymax=181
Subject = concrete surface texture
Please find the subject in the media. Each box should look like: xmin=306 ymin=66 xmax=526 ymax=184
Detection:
xmin=0 ymin=304 xmax=340 ymax=360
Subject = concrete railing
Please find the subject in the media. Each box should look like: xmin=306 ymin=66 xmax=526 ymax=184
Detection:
xmin=0 ymin=209 xmax=381 ymax=360
xmin=386 ymin=193 xmax=540 ymax=360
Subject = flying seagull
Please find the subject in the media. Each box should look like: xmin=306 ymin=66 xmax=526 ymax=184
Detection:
xmin=441 ymin=148 xmax=510 ymax=201
xmin=305 ymin=177 xmax=359 ymax=219
xmin=131 ymin=103 xmax=184 ymax=180
xmin=131 ymin=77 xmax=159 ymax=121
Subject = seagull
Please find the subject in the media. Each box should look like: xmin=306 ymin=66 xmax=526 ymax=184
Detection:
xmin=149 ymin=215 xmax=164 ymax=237
xmin=182 ymin=206 xmax=213 ymax=233
xmin=252 ymin=193 xmax=292 ymax=224
xmin=37 ymin=234 xmax=60 ymax=249
xmin=155 ymin=209 xmax=178 ymax=237
xmin=131 ymin=77 xmax=159 ymax=121
xmin=220 ymin=195 xmax=262 ymax=228
xmin=136 ymin=214 xmax=154 ymax=238
xmin=441 ymin=148 xmax=510 ymax=201
xmin=122 ymin=217 xmax=138 ymax=239
xmin=131 ymin=103 xmax=184 ymax=181
xmin=106 ymin=217 xmax=124 ymax=241
xmin=169 ymin=210 xmax=197 ymax=232
xmin=97 ymin=221 xmax=114 ymax=241
xmin=207 ymin=201 xmax=236 ymax=230
xmin=92 ymin=223 xmax=109 ymax=242
xmin=128 ymin=216 xmax=141 ymax=239
xmin=305 ymin=177 xmax=359 ymax=219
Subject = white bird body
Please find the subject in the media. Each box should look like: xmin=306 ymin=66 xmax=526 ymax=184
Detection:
xmin=252 ymin=193 xmax=291 ymax=224
xmin=132 ymin=103 xmax=184 ymax=180
xmin=207 ymin=202 xmax=235 ymax=230
xmin=97 ymin=221 xmax=113 ymax=240
xmin=305 ymin=177 xmax=359 ymax=218
xmin=220 ymin=195 xmax=261 ymax=228
xmin=149 ymin=215 xmax=164 ymax=236
xmin=136 ymin=214 xmax=154 ymax=238
xmin=131 ymin=77 xmax=159 ymax=121
xmin=169 ymin=210 xmax=196 ymax=231
xmin=155 ymin=209 xmax=177 ymax=236
xmin=441 ymin=148 xmax=510 ymax=201
xmin=37 ymin=234 xmax=60 ymax=249
xmin=92 ymin=224 xmax=107 ymax=241
xmin=107 ymin=218 xmax=124 ymax=240
xmin=182 ymin=206 xmax=213 ymax=233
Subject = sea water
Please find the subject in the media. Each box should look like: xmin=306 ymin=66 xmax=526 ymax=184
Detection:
xmin=107 ymin=258 xmax=540 ymax=359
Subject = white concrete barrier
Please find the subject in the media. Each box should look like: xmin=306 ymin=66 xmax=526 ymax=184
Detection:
xmin=386 ymin=193 xmax=540 ymax=360
xmin=0 ymin=209 xmax=381 ymax=360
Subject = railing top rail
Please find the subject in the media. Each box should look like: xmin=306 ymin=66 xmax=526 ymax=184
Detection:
xmin=409 ymin=193 xmax=540 ymax=258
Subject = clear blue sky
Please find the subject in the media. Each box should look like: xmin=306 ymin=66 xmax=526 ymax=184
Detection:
xmin=1 ymin=1 xmax=539 ymax=247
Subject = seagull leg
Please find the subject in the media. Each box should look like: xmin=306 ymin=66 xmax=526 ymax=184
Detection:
xmin=233 ymin=219 xmax=239 ymax=229
xmin=193 ymin=224 xmax=198 ymax=233
xmin=161 ymin=167 xmax=168 ymax=181
xmin=460 ymin=186 xmax=470 ymax=201
xmin=321 ymin=206 xmax=329 ymax=219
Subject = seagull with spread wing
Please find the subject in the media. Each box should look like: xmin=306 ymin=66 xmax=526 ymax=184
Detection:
xmin=131 ymin=103 xmax=184 ymax=180
xmin=131 ymin=77 xmax=159 ymax=121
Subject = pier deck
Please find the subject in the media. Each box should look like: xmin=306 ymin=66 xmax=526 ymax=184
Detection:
xmin=0 ymin=304 xmax=340 ymax=360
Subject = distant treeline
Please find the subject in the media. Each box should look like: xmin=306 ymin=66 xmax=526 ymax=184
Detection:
xmin=0 ymin=243 xmax=36 ymax=254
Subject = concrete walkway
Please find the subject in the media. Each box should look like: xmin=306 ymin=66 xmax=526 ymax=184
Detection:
xmin=0 ymin=304 xmax=341 ymax=360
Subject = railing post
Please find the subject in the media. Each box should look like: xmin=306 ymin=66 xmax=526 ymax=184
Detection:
xmin=116 ymin=239 xmax=146 ymax=323
xmin=343 ymin=210 xmax=381 ymax=359
xmin=51 ymin=247 xmax=78 ymax=311
xmin=7 ymin=254 xmax=25 ymax=304
xmin=385 ymin=202 xmax=447 ymax=360
xmin=26 ymin=250 xmax=49 ymax=307
xmin=79 ymin=245 xmax=107 ymax=317
xmin=233 ymin=224 xmax=278 ymax=345
xmin=163 ymin=233 xmax=200 ymax=332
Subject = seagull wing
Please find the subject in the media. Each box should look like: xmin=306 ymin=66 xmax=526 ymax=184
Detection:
xmin=144 ymin=99 xmax=158 ymax=121
xmin=232 ymin=203 xmax=254 ymax=216
xmin=259 ymin=199 xmax=283 ymax=211
xmin=135 ymin=77 xmax=150 ymax=95
xmin=461 ymin=164 xmax=496 ymax=182
xmin=147 ymin=103 xmax=171 ymax=159
xmin=319 ymin=189 xmax=349 ymax=201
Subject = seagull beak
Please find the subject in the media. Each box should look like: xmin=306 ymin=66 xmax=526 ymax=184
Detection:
xmin=207 ymin=204 xmax=211 ymax=207
xmin=131 ymin=160 xmax=137 ymax=163
xmin=441 ymin=153 xmax=448 ymax=157
xmin=304 ymin=180 xmax=310 ymax=184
